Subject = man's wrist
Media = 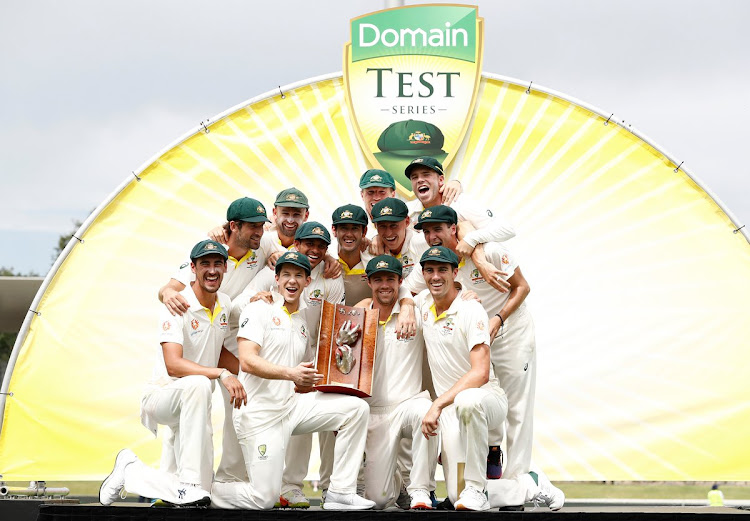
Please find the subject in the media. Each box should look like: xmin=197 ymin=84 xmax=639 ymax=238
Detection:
xmin=219 ymin=368 xmax=231 ymax=381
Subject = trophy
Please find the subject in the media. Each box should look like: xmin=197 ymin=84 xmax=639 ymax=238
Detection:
xmin=314 ymin=301 xmax=378 ymax=398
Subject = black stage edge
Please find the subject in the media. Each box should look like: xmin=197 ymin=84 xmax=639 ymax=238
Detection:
xmin=31 ymin=505 xmax=750 ymax=521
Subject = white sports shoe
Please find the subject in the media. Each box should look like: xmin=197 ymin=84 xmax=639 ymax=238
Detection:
xmin=99 ymin=449 xmax=138 ymax=506
xmin=409 ymin=489 xmax=434 ymax=510
xmin=531 ymin=471 xmax=565 ymax=511
xmin=164 ymin=483 xmax=211 ymax=507
xmin=323 ymin=490 xmax=376 ymax=510
xmin=275 ymin=488 xmax=310 ymax=508
xmin=454 ymin=486 xmax=490 ymax=511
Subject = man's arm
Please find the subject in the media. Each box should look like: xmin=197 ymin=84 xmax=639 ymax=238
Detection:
xmin=421 ymin=343 xmax=491 ymax=438
xmin=238 ymin=337 xmax=323 ymax=388
xmin=158 ymin=279 xmax=189 ymax=316
xmin=162 ymin=342 xmax=246 ymax=408
xmin=453 ymin=195 xmax=515 ymax=248
xmin=489 ymin=267 xmax=530 ymax=343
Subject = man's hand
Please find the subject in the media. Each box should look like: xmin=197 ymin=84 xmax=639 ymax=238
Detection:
xmin=162 ymin=287 xmax=190 ymax=316
xmin=396 ymin=301 xmax=416 ymax=340
xmin=359 ymin=236 xmax=372 ymax=253
xmin=460 ymin=289 xmax=482 ymax=303
xmin=219 ymin=372 xmax=247 ymax=409
xmin=476 ymin=261 xmax=510 ymax=293
xmin=421 ymin=402 xmax=442 ymax=439
xmin=368 ymin=235 xmax=385 ymax=256
xmin=489 ymin=315 xmax=503 ymax=344
xmin=440 ymin=179 xmax=462 ymax=205
xmin=323 ymin=254 xmax=342 ymax=279
xmin=208 ymin=223 xmax=230 ymax=244
xmin=267 ymin=251 xmax=283 ymax=269
xmin=289 ymin=361 xmax=324 ymax=388
xmin=455 ymin=239 xmax=475 ymax=259
xmin=249 ymin=291 xmax=274 ymax=304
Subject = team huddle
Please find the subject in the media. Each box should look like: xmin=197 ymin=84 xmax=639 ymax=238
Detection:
xmin=99 ymin=156 xmax=565 ymax=511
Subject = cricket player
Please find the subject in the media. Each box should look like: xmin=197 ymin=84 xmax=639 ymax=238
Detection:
xmin=361 ymin=255 xmax=438 ymax=510
xmin=415 ymin=245 xmax=508 ymax=510
xmin=157 ymin=197 xmax=272 ymax=483
xmin=370 ymin=197 xmax=429 ymax=279
xmin=416 ymin=245 xmax=564 ymax=511
xmin=233 ymin=221 xmax=344 ymax=507
xmin=209 ymin=252 xmax=375 ymax=511
xmin=411 ymin=205 xmax=536 ymax=480
xmin=100 ymin=240 xmax=246 ymax=507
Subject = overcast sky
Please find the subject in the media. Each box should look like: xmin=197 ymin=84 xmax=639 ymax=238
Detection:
xmin=2 ymin=0 xmax=748 ymax=275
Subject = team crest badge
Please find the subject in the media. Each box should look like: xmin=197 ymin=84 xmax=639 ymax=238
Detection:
xmin=191 ymin=319 xmax=199 ymax=330
xmin=343 ymin=5 xmax=484 ymax=196
xmin=256 ymin=205 xmax=265 ymax=213
xmin=162 ymin=321 xmax=171 ymax=331
xmin=379 ymin=206 xmax=393 ymax=216
xmin=258 ymin=444 xmax=268 ymax=460
xmin=312 ymin=226 xmax=324 ymax=235
xmin=341 ymin=210 xmax=354 ymax=219
xmin=273 ymin=316 xmax=281 ymax=326
xmin=205 ymin=243 xmax=217 ymax=250
xmin=371 ymin=174 xmax=383 ymax=182
xmin=429 ymin=248 xmax=441 ymax=256
xmin=376 ymin=260 xmax=389 ymax=269
xmin=312 ymin=289 xmax=322 ymax=299
xmin=421 ymin=209 xmax=432 ymax=218
xmin=287 ymin=252 xmax=298 ymax=259
xmin=286 ymin=194 xmax=299 ymax=201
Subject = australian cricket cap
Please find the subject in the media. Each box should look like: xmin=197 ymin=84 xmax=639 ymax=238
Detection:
xmin=376 ymin=120 xmax=446 ymax=158
xmin=226 ymin=197 xmax=271 ymax=223
xmin=405 ymin=156 xmax=445 ymax=179
xmin=371 ymin=198 xmax=409 ymax=223
xmin=359 ymin=169 xmax=396 ymax=189
xmin=419 ymin=245 xmax=459 ymax=268
xmin=190 ymin=239 xmax=228 ymax=261
xmin=275 ymin=251 xmax=312 ymax=276
xmin=274 ymin=187 xmax=309 ymax=208
xmin=332 ymin=204 xmax=369 ymax=227
xmin=414 ymin=205 xmax=458 ymax=230
xmin=294 ymin=221 xmax=332 ymax=244
xmin=366 ymin=255 xmax=403 ymax=278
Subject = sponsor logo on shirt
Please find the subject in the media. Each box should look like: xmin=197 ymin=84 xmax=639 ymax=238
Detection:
xmin=220 ymin=313 xmax=228 ymax=327
xmin=477 ymin=320 xmax=485 ymax=331
xmin=179 ymin=262 xmax=188 ymax=269
xmin=309 ymin=288 xmax=323 ymax=305
xmin=273 ymin=316 xmax=281 ymax=326
xmin=162 ymin=321 xmax=171 ymax=331
xmin=300 ymin=324 xmax=307 ymax=338
xmin=423 ymin=312 xmax=429 ymax=321
xmin=501 ymin=254 xmax=509 ymax=266
xmin=441 ymin=317 xmax=455 ymax=336
xmin=191 ymin=319 xmax=199 ymax=330
xmin=471 ymin=268 xmax=485 ymax=285
xmin=245 ymin=250 xmax=258 ymax=268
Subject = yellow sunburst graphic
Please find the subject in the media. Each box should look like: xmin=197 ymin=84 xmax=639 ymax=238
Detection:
xmin=1 ymin=74 xmax=748 ymax=481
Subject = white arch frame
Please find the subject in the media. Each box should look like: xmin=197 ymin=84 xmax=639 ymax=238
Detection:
xmin=2 ymin=71 xmax=746 ymax=432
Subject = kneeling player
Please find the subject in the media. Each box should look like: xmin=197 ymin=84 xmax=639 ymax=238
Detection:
xmin=210 ymin=252 xmax=375 ymax=510
xmin=361 ymin=256 xmax=438 ymax=509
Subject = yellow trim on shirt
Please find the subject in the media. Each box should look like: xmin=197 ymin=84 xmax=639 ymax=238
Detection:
xmin=203 ymin=300 xmax=223 ymax=323
xmin=429 ymin=303 xmax=448 ymax=322
xmin=228 ymin=249 xmax=256 ymax=268
xmin=338 ymin=258 xmax=366 ymax=275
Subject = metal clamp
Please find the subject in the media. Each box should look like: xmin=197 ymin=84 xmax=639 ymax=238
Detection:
xmin=733 ymin=224 xmax=745 ymax=234
xmin=0 ymin=392 xmax=13 ymax=397
xmin=279 ymin=86 xmax=286 ymax=99
xmin=30 ymin=309 xmax=41 ymax=317
xmin=673 ymin=161 xmax=684 ymax=173
xmin=526 ymin=81 xmax=533 ymax=95
xmin=604 ymin=114 xmax=613 ymax=126
xmin=132 ymin=171 xmax=141 ymax=182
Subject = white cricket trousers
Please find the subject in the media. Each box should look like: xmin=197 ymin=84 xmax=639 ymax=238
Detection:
xmin=440 ymin=386 xmax=507 ymax=504
xmin=487 ymin=473 xmax=537 ymax=507
xmin=122 ymin=457 xmax=208 ymax=503
xmin=280 ymin=430 xmax=335 ymax=494
xmin=214 ymin=383 xmax=249 ymax=482
xmin=364 ymin=392 xmax=438 ymax=509
xmin=488 ymin=303 xmax=536 ymax=479
xmin=210 ymin=392 xmax=369 ymax=510
xmin=140 ymin=375 xmax=214 ymax=489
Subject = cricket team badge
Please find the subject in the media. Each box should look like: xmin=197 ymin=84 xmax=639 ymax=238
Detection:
xmin=344 ymin=4 xmax=483 ymax=196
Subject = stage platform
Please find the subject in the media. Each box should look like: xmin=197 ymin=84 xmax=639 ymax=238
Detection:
xmin=0 ymin=501 xmax=744 ymax=521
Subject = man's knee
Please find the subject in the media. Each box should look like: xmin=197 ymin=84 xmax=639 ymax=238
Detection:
xmin=181 ymin=375 xmax=213 ymax=405
xmin=454 ymin=388 xmax=485 ymax=422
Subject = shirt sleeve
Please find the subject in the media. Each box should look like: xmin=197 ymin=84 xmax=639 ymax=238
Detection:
xmin=324 ymin=275 xmax=346 ymax=304
xmin=484 ymin=242 xmax=518 ymax=279
xmin=237 ymin=301 xmax=267 ymax=345
xmin=453 ymin=194 xmax=516 ymax=247
xmin=463 ymin=301 xmax=491 ymax=351
xmin=158 ymin=308 xmax=184 ymax=345
xmin=171 ymin=259 xmax=193 ymax=287
xmin=403 ymin=264 xmax=428 ymax=295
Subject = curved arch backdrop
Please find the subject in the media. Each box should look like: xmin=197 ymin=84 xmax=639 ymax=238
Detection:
xmin=1 ymin=73 xmax=749 ymax=481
